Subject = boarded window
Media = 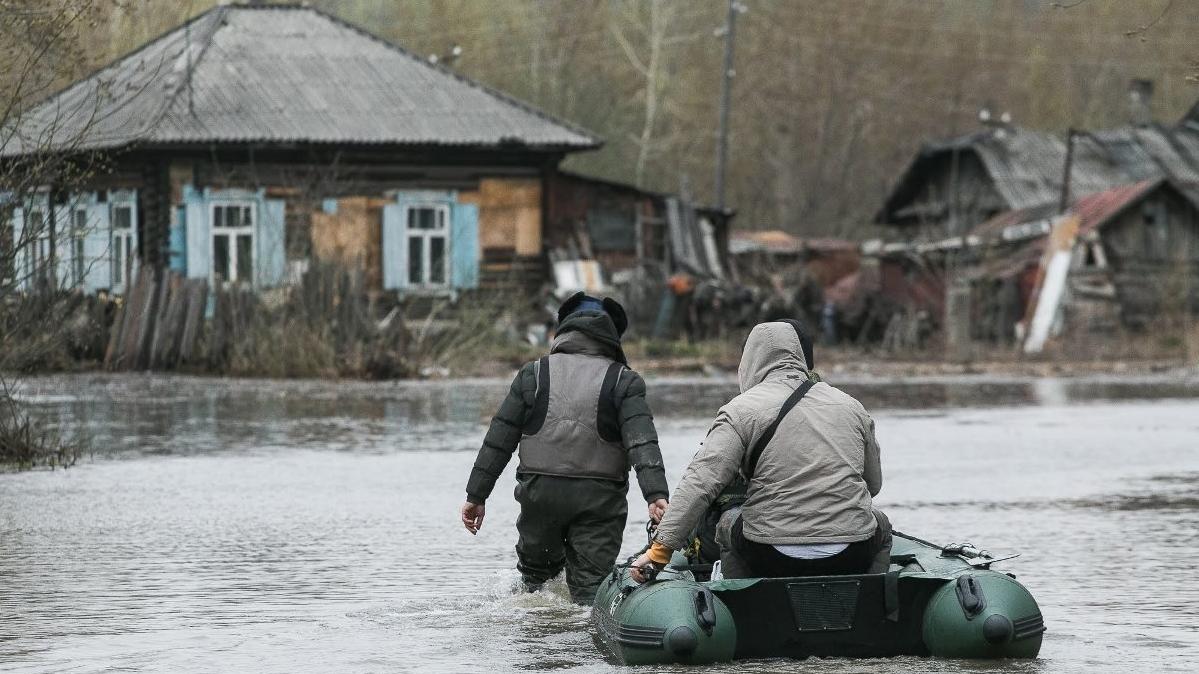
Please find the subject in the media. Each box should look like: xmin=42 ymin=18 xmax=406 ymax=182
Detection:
xmin=586 ymin=208 xmax=636 ymax=252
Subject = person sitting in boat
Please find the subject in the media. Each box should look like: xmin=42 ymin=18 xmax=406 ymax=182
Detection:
xmin=631 ymin=319 xmax=890 ymax=581
xmin=460 ymin=292 xmax=670 ymax=604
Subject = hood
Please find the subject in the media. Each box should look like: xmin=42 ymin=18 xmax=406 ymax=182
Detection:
xmin=550 ymin=311 xmax=628 ymax=365
xmin=738 ymin=322 xmax=810 ymax=393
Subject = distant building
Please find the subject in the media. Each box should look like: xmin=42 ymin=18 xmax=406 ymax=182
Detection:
xmin=2 ymin=4 xmax=726 ymax=301
xmin=876 ymin=87 xmax=1199 ymax=240
xmin=962 ymin=178 xmax=1199 ymax=340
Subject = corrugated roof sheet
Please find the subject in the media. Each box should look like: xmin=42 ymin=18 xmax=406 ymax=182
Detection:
xmin=3 ymin=4 xmax=599 ymax=156
xmin=1182 ymin=99 xmax=1199 ymax=134
xmin=971 ymin=178 xmax=1185 ymax=241
xmin=1070 ymin=178 xmax=1164 ymax=236
xmin=880 ymin=122 xmax=1199 ymax=223
xmin=729 ymin=230 xmax=803 ymax=255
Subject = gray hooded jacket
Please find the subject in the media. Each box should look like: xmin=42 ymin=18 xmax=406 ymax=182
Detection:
xmin=654 ymin=322 xmax=882 ymax=549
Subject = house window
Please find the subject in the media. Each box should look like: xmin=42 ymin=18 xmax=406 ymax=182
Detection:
xmin=211 ymin=203 xmax=254 ymax=285
xmin=25 ymin=209 xmax=50 ymax=283
xmin=111 ymin=203 xmax=135 ymax=291
xmin=72 ymin=208 xmax=86 ymax=286
xmin=406 ymin=204 xmax=449 ymax=287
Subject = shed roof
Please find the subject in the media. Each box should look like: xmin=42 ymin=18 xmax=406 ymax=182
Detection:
xmin=1182 ymin=99 xmax=1199 ymax=134
xmin=971 ymin=178 xmax=1196 ymax=243
xmin=2 ymin=4 xmax=600 ymax=157
xmin=878 ymin=122 xmax=1199 ymax=224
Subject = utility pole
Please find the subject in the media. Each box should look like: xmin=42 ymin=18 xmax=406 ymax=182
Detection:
xmin=714 ymin=0 xmax=740 ymax=211
xmin=1058 ymin=128 xmax=1076 ymax=214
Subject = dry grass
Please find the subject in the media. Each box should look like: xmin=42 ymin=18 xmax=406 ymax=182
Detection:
xmin=0 ymin=378 xmax=82 ymax=470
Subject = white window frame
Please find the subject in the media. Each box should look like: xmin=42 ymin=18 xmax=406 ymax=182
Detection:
xmin=110 ymin=200 xmax=136 ymax=294
xmin=209 ymin=201 xmax=256 ymax=287
xmin=25 ymin=207 xmax=50 ymax=285
xmin=404 ymin=203 xmax=451 ymax=289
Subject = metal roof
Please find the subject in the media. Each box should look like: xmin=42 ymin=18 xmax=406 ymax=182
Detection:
xmin=2 ymin=4 xmax=600 ymax=157
xmin=879 ymin=122 xmax=1199 ymax=223
xmin=1182 ymin=99 xmax=1199 ymax=134
xmin=970 ymin=177 xmax=1196 ymax=242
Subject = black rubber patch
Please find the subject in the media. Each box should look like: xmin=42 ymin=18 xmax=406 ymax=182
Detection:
xmin=787 ymin=579 xmax=860 ymax=632
xmin=597 ymin=362 xmax=624 ymax=442
xmin=523 ymin=356 xmax=550 ymax=435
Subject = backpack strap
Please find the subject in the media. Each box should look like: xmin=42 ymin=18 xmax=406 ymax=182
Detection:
xmin=596 ymin=362 xmax=626 ymax=443
xmin=744 ymin=380 xmax=815 ymax=478
xmin=523 ymin=356 xmax=551 ymax=435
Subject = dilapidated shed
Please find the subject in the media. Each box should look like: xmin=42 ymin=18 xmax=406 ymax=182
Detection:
xmin=877 ymin=107 xmax=1199 ymax=241
xmin=934 ymin=178 xmax=1199 ymax=347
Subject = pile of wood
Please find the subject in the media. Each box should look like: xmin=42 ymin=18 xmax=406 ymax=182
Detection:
xmin=104 ymin=268 xmax=208 ymax=370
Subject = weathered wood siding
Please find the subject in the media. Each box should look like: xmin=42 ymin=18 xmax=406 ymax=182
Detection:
xmin=1099 ymin=189 xmax=1199 ymax=326
xmin=457 ymin=177 xmax=543 ymax=291
xmin=892 ymin=151 xmax=1006 ymax=237
xmin=459 ymin=178 xmax=541 ymax=257
xmin=311 ymin=196 xmax=385 ymax=290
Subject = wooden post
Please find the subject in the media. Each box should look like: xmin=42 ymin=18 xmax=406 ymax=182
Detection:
xmin=945 ymin=275 xmax=973 ymax=362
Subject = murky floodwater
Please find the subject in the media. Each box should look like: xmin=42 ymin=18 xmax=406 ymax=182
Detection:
xmin=2 ymin=372 xmax=1198 ymax=673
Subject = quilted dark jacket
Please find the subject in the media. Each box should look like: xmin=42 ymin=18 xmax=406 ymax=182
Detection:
xmin=464 ymin=311 xmax=668 ymax=504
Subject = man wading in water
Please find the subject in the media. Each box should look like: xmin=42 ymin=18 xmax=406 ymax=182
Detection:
xmin=460 ymin=293 xmax=669 ymax=604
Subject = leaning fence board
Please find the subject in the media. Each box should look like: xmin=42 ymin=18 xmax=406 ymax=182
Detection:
xmin=177 ymin=280 xmax=207 ymax=366
xmin=131 ymin=268 xmax=158 ymax=370
xmin=106 ymin=270 xmax=146 ymax=369
xmin=147 ymin=272 xmax=175 ymax=368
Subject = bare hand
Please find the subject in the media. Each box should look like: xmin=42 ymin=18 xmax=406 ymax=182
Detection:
xmin=629 ymin=552 xmax=660 ymax=584
xmin=647 ymin=498 xmax=668 ymax=523
xmin=461 ymin=501 xmax=485 ymax=534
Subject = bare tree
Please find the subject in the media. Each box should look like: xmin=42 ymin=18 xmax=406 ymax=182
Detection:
xmin=1 ymin=0 xmax=125 ymax=467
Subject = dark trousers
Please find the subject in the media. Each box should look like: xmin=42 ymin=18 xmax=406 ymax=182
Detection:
xmin=514 ymin=474 xmax=628 ymax=604
xmin=731 ymin=511 xmax=892 ymax=578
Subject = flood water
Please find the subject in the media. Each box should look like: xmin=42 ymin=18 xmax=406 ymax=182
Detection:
xmin=2 ymin=372 xmax=1198 ymax=673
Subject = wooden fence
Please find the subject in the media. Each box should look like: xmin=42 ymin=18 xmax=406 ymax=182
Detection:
xmin=104 ymin=268 xmax=208 ymax=371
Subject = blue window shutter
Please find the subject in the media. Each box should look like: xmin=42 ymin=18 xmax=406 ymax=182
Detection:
xmin=184 ymin=187 xmax=209 ymax=280
xmin=257 ymin=198 xmax=286 ymax=288
xmin=451 ymin=203 xmax=479 ymax=289
xmin=11 ymin=207 xmax=25 ymax=290
xmin=83 ymin=199 xmax=111 ymax=292
xmin=169 ymin=206 xmax=187 ymax=274
xmin=382 ymin=202 xmax=407 ymax=290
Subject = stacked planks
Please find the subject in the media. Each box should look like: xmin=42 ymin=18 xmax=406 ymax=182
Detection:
xmin=104 ymin=269 xmax=209 ymax=370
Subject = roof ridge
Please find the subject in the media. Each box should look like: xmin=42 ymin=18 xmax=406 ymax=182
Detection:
xmin=148 ymin=6 xmax=229 ymax=137
xmin=300 ymin=4 xmax=602 ymax=148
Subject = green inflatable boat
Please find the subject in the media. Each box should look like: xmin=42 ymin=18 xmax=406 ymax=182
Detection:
xmin=592 ymin=532 xmax=1045 ymax=665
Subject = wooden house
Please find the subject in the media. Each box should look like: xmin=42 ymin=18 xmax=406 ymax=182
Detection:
xmin=2 ymin=4 xmax=604 ymax=298
xmin=964 ymin=178 xmax=1199 ymax=341
xmin=876 ymin=116 xmax=1199 ymax=241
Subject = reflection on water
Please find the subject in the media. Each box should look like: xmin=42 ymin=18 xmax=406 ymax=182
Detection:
xmin=1 ymin=373 xmax=1198 ymax=673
